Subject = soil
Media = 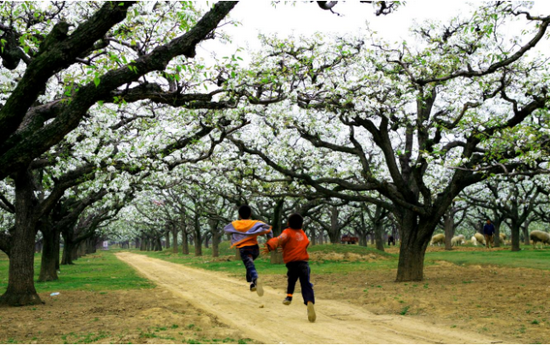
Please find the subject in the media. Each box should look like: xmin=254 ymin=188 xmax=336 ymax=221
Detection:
xmin=0 ymin=285 xmax=250 ymax=344
xmin=1 ymin=248 xmax=548 ymax=344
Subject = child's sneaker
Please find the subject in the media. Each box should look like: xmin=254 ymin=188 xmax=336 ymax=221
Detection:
xmin=253 ymin=278 xmax=264 ymax=296
xmin=307 ymin=301 xmax=316 ymax=322
xmin=250 ymin=281 xmax=257 ymax=292
xmin=283 ymin=296 xmax=292 ymax=305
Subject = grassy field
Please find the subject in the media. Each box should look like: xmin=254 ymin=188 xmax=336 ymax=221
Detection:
xmin=0 ymin=250 xmax=154 ymax=294
xmin=136 ymin=241 xmax=550 ymax=275
xmin=425 ymin=248 xmax=550 ymax=270
xmin=1 ymin=242 xmax=549 ymax=294
xmin=135 ymin=242 xmax=399 ymax=276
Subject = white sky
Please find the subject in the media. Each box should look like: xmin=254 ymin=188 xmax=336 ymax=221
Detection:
xmin=200 ymin=1 xmax=550 ymax=60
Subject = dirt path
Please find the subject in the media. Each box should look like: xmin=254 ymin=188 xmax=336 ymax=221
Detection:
xmin=117 ymin=252 xmax=503 ymax=344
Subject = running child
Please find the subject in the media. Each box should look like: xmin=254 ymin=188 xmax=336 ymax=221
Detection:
xmin=224 ymin=205 xmax=272 ymax=296
xmin=263 ymin=213 xmax=316 ymax=322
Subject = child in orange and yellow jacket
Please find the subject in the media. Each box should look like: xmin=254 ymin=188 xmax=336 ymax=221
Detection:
xmin=224 ymin=205 xmax=272 ymax=296
xmin=263 ymin=213 xmax=316 ymax=322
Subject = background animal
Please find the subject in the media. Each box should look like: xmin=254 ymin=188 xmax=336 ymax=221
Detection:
xmin=472 ymin=233 xmax=486 ymax=246
xmin=498 ymin=233 xmax=507 ymax=245
xmin=430 ymin=233 xmax=445 ymax=246
xmin=529 ymin=230 xmax=550 ymax=248
xmin=451 ymin=234 xmax=465 ymax=246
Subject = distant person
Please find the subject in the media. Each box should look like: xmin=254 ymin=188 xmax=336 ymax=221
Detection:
xmin=263 ymin=213 xmax=316 ymax=322
xmin=483 ymin=219 xmax=495 ymax=248
xmin=224 ymin=205 xmax=272 ymax=296
xmin=388 ymin=235 xmax=395 ymax=246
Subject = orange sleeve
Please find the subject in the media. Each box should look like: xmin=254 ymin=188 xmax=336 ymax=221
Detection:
xmin=266 ymin=231 xmax=288 ymax=251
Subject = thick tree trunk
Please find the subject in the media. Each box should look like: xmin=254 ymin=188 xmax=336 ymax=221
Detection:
xmin=443 ymin=213 xmax=454 ymax=251
xmin=71 ymin=242 xmax=80 ymax=261
xmin=374 ymin=222 xmax=385 ymax=252
xmin=271 ymin=199 xmax=285 ymax=237
xmin=270 ymin=199 xmax=285 ymax=263
xmin=358 ymin=233 xmax=367 ymax=247
xmin=38 ymin=225 xmax=60 ymax=282
xmin=85 ymin=238 xmax=94 ymax=254
xmin=522 ymin=225 xmax=530 ymax=245
xmin=77 ymin=241 xmax=86 ymax=258
xmin=510 ymin=220 xmax=521 ymax=252
xmin=327 ymin=206 xmax=341 ymax=244
xmin=194 ymin=239 xmax=202 ymax=256
xmin=397 ymin=240 xmax=428 ymax=281
xmin=212 ymin=233 xmax=221 ymax=257
xmin=181 ymin=232 xmax=189 ymax=255
xmin=358 ymin=211 xmax=368 ymax=247
xmin=139 ymin=237 xmax=144 ymax=251
xmin=172 ymin=229 xmax=178 ymax=253
xmin=209 ymin=219 xmax=221 ymax=258
xmin=61 ymin=237 xmax=75 ymax=265
xmin=395 ymin=213 xmax=433 ymax=282
xmin=194 ymin=214 xmax=202 ymax=256
xmin=308 ymin=227 xmax=317 ymax=246
xmin=0 ymin=170 xmax=42 ymax=306
xmin=155 ymin=236 xmax=162 ymax=251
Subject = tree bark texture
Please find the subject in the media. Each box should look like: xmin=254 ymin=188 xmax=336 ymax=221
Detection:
xmin=374 ymin=222 xmax=385 ymax=252
xmin=181 ymin=232 xmax=189 ymax=255
xmin=194 ymin=213 xmax=202 ymax=256
xmin=172 ymin=228 xmax=178 ymax=254
xmin=0 ymin=170 xmax=42 ymax=306
xmin=38 ymin=223 xmax=60 ymax=282
xmin=395 ymin=211 xmax=434 ymax=282
xmin=443 ymin=213 xmax=454 ymax=251
xmin=510 ymin=220 xmax=521 ymax=252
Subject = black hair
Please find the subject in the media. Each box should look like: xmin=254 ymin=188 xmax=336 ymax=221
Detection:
xmin=238 ymin=205 xmax=252 ymax=219
xmin=288 ymin=213 xmax=303 ymax=230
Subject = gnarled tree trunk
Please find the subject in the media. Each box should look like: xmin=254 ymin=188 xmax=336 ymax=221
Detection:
xmin=0 ymin=169 xmax=42 ymax=306
xmin=374 ymin=222 xmax=385 ymax=252
xmin=510 ymin=219 xmax=521 ymax=252
xmin=443 ymin=213 xmax=454 ymax=251
xmin=193 ymin=213 xmax=202 ymax=256
xmin=38 ymin=222 xmax=60 ymax=282
xmin=172 ymin=228 xmax=178 ymax=253
xmin=270 ymin=199 xmax=285 ymax=264
xmin=181 ymin=231 xmax=189 ymax=255
xmin=395 ymin=211 xmax=434 ymax=282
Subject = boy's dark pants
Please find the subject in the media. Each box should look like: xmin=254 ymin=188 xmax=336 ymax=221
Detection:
xmin=239 ymin=245 xmax=259 ymax=282
xmin=286 ymin=261 xmax=315 ymax=305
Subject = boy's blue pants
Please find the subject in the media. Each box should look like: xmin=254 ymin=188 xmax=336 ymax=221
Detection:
xmin=239 ymin=245 xmax=259 ymax=282
xmin=286 ymin=261 xmax=315 ymax=305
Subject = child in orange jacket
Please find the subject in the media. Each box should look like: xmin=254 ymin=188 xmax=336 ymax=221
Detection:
xmin=263 ymin=213 xmax=316 ymax=322
xmin=224 ymin=205 xmax=272 ymax=296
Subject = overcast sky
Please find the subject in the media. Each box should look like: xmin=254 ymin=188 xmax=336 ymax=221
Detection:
xmin=200 ymin=1 xmax=550 ymax=61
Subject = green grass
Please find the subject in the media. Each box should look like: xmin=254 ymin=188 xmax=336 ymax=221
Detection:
xmin=425 ymin=247 xmax=550 ymax=271
xmin=2 ymin=242 xmax=549 ymax=297
xmin=137 ymin=242 xmax=399 ymax=275
xmin=0 ymin=249 xmax=154 ymax=294
xmin=139 ymin=241 xmax=550 ymax=276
